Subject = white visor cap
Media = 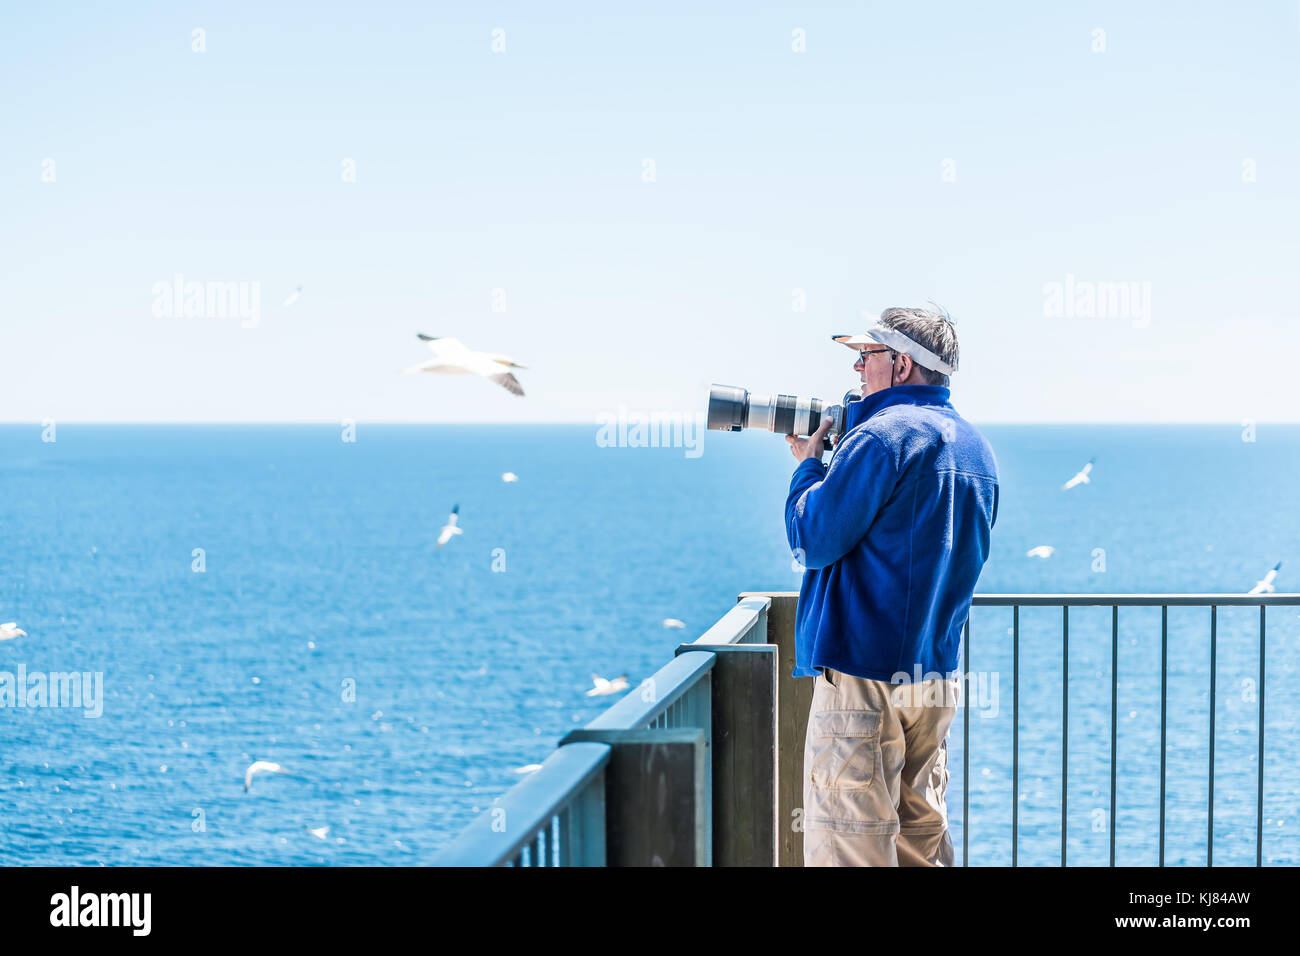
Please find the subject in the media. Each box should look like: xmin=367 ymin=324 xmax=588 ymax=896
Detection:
xmin=831 ymin=322 xmax=956 ymax=376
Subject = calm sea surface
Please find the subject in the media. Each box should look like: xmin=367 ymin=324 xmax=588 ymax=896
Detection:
xmin=1 ymin=423 xmax=1296 ymax=865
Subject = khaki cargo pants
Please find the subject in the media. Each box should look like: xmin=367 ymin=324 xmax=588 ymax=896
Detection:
xmin=802 ymin=667 xmax=960 ymax=867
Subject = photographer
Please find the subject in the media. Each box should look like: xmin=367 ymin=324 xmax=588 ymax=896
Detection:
xmin=785 ymin=307 xmax=999 ymax=867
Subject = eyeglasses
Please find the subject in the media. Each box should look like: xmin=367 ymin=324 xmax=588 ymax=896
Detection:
xmin=856 ymin=348 xmax=893 ymax=362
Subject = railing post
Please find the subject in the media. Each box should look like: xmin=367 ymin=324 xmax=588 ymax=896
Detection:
xmin=1257 ymin=605 xmax=1265 ymax=867
xmin=1159 ymin=605 xmax=1167 ymax=866
xmin=1109 ymin=604 xmax=1117 ymax=867
xmin=558 ymin=728 xmax=708 ymax=866
xmin=676 ymin=642 xmax=778 ymax=866
xmin=740 ymin=592 xmax=811 ymax=867
xmin=1208 ymin=605 xmax=1216 ymax=867
xmin=1062 ymin=605 xmax=1068 ymax=868
xmin=1013 ymin=605 xmax=1019 ymax=868
xmin=963 ymin=617 xmax=970 ymax=867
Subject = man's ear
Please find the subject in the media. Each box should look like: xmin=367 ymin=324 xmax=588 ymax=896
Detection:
xmin=894 ymin=352 xmax=912 ymax=385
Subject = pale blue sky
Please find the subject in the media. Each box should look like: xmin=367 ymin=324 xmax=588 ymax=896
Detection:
xmin=3 ymin=1 xmax=1299 ymax=423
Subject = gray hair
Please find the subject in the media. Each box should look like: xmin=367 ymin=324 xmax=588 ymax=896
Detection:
xmin=878 ymin=305 xmax=959 ymax=387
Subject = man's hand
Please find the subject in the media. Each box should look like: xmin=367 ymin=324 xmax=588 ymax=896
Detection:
xmin=787 ymin=416 xmax=833 ymax=463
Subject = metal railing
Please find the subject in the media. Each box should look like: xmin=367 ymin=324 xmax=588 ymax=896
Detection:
xmin=432 ymin=597 xmax=770 ymax=866
xmin=434 ymin=592 xmax=1297 ymax=867
xmin=967 ymin=594 xmax=1298 ymax=868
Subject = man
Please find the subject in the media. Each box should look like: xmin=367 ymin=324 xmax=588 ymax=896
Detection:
xmin=785 ymin=306 xmax=999 ymax=867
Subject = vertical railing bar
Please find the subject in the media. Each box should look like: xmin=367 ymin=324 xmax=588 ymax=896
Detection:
xmin=1109 ymin=604 xmax=1117 ymax=868
xmin=1257 ymin=605 xmax=1265 ymax=868
xmin=1012 ymin=605 xmax=1019 ymax=868
xmin=1061 ymin=606 xmax=1068 ymax=868
xmin=962 ymin=617 xmax=969 ymax=867
xmin=558 ymin=806 xmax=571 ymax=867
xmin=1208 ymin=605 xmax=1216 ymax=867
xmin=1159 ymin=605 xmax=1167 ymax=867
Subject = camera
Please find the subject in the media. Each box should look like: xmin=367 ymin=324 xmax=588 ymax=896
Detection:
xmin=706 ymin=384 xmax=858 ymax=451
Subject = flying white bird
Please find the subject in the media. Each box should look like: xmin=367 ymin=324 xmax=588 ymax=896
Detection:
xmin=306 ymin=825 xmax=330 ymax=840
xmin=1249 ymin=561 xmax=1282 ymax=594
xmin=404 ymin=334 xmax=527 ymax=397
xmin=0 ymin=622 xmax=26 ymax=641
xmin=1062 ymin=458 xmax=1095 ymax=490
xmin=512 ymin=764 xmax=544 ymax=774
xmin=282 ymin=286 xmax=302 ymax=307
xmin=244 ymin=761 xmax=288 ymax=792
xmin=661 ymin=618 xmax=685 ymax=629
xmin=585 ymin=674 xmax=630 ymax=697
xmin=1026 ymin=546 xmax=1055 ymax=559
xmin=437 ymin=505 xmax=463 ymax=549
xmin=501 ymin=472 xmax=519 ymax=483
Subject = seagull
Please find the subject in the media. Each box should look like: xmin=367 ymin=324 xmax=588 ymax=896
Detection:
xmin=244 ymin=761 xmax=288 ymax=792
xmin=1026 ymin=546 xmax=1055 ymax=559
xmin=306 ymin=825 xmax=330 ymax=840
xmin=661 ymin=618 xmax=685 ymax=629
xmin=1062 ymin=458 xmax=1095 ymax=490
xmin=501 ymin=472 xmax=519 ymax=483
xmin=437 ymin=505 xmax=463 ymax=549
xmin=282 ymin=286 xmax=302 ymax=307
xmin=512 ymin=764 xmax=544 ymax=774
xmin=1249 ymin=561 xmax=1282 ymax=594
xmin=404 ymin=334 xmax=527 ymax=397
xmin=0 ymin=622 xmax=26 ymax=641
xmin=585 ymin=674 xmax=630 ymax=697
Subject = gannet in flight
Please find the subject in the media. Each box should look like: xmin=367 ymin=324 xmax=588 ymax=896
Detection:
xmin=437 ymin=505 xmax=463 ymax=549
xmin=1249 ymin=561 xmax=1282 ymax=594
xmin=585 ymin=674 xmax=630 ymax=697
xmin=0 ymin=622 xmax=26 ymax=641
xmin=244 ymin=761 xmax=287 ymax=792
xmin=306 ymin=825 xmax=330 ymax=840
xmin=501 ymin=472 xmax=519 ymax=482
xmin=404 ymin=334 xmax=527 ymax=397
xmin=1026 ymin=546 xmax=1055 ymax=559
xmin=282 ymin=286 xmax=302 ymax=307
xmin=1062 ymin=458 xmax=1094 ymax=490
xmin=512 ymin=764 xmax=544 ymax=774
xmin=661 ymin=618 xmax=685 ymax=629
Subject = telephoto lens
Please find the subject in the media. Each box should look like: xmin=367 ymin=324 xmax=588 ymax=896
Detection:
xmin=707 ymin=384 xmax=847 ymax=450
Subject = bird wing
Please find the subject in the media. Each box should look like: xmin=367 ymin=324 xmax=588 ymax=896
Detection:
xmin=403 ymin=358 xmax=473 ymax=375
xmin=421 ymin=336 xmax=467 ymax=356
xmin=488 ymin=370 xmax=525 ymax=396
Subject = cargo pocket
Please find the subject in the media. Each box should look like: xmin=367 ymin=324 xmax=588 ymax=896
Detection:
xmin=807 ymin=709 xmax=881 ymax=790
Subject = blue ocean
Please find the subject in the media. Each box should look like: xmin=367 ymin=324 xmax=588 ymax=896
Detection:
xmin=1 ymin=423 xmax=1296 ymax=866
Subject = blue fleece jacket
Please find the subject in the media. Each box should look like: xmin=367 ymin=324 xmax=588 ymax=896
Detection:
xmin=785 ymin=384 xmax=999 ymax=682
